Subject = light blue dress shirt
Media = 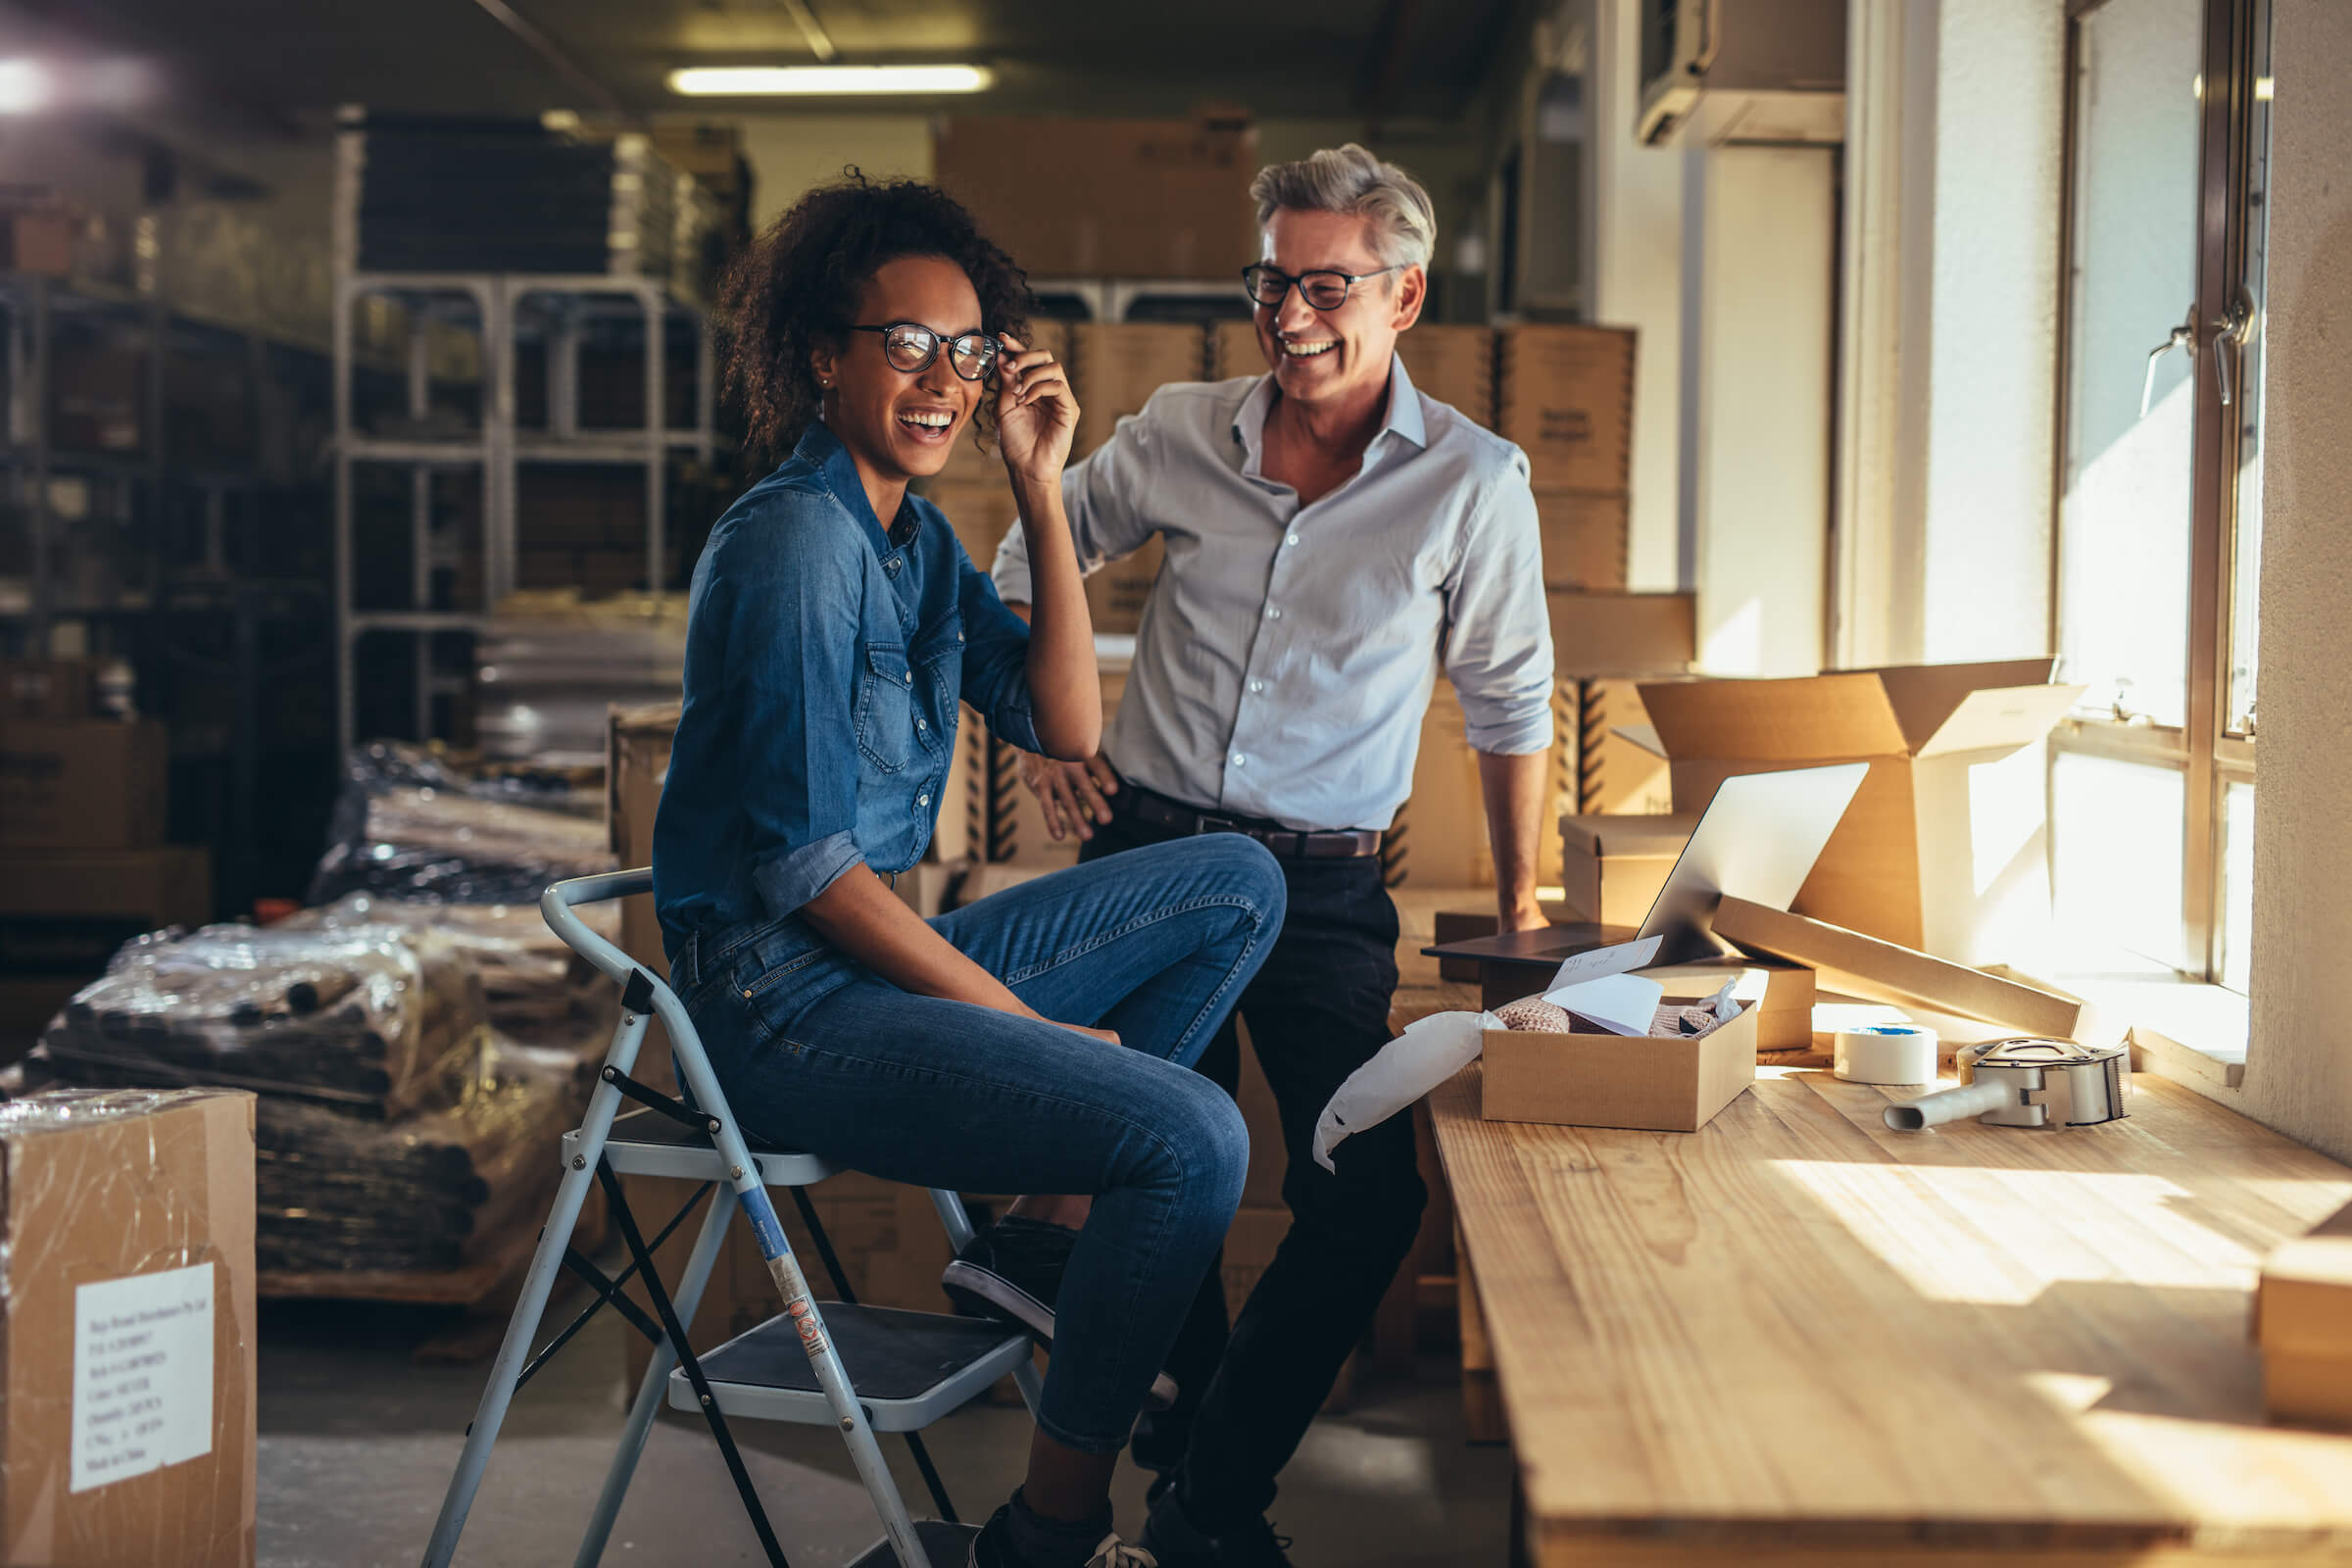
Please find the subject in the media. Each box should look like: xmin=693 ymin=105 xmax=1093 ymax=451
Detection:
xmin=993 ymin=356 xmax=1554 ymax=834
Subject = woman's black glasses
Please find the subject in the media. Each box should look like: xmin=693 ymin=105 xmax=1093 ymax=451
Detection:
xmin=851 ymin=322 xmax=999 ymax=380
xmin=1240 ymin=264 xmax=1402 ymax=312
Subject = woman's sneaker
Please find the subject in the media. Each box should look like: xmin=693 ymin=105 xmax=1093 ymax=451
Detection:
xmin=941 ymin=1216 xmax=1178 ymax=1407
xmin=969 ymin=1504 xmax=1159 ymax=1567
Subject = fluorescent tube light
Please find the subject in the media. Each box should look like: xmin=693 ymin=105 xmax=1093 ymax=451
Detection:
xmin=666 ymin=65 xmax=993 ymax=96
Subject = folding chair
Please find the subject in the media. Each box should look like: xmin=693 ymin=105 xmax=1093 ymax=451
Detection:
xmin=421 ymin=869 xmax=1043 ymax=1568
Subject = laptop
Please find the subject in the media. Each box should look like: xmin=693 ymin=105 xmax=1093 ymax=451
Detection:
xmin=1423 ymin=760 xmax=1870 ymax=979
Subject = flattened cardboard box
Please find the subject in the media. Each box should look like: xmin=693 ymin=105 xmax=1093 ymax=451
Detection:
xmin=1483 ymin=997 xmax=1757 ymax=1133
xmin=0 ymin=1088 xmax=257 ymax=1567
xmin=1639 ymin=660 xmax=2082 ymax=963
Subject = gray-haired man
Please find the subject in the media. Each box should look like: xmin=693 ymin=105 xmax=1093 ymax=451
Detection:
xmin=987 ymin=145 xmax=1554 ymax=1565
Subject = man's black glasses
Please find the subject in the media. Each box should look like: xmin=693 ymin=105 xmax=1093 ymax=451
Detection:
xmin=851 ymin=322 xmax=999 ymax=380
xmin=1240 ymin=264 xmax=1402 ymax=312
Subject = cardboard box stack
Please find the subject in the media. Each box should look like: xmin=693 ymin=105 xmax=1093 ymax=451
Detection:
xmin=515 ymin=466 xmax=669 ymax=599
xmin=1638 ymin=660 xmax=2082 ymax=963
xmin=934 ymin=116 xmax=1260 ymax=280
xmin=0 ymin=1088 xmax=257 ymax=1568
xmin=0 ymin=661 xmax=212 ymax=1051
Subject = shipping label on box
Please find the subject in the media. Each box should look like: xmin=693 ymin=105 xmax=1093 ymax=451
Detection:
xmin=1496 ymin=325 xmax=1636 ymax=493
xmin=0 ymin=1088 xmax=256 ymax=1567
xmin=0 ymin=720 xmax=168 ymax=851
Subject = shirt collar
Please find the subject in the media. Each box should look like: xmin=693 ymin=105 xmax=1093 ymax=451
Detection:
xmin=1229 ymin=351 xmax=1428 ymax=477
xmin=792 ymin=419 xmax=905 ymax=557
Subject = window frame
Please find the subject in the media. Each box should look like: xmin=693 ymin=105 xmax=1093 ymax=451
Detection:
xmin=2048 ymin=0 xmax=2267 ymax=984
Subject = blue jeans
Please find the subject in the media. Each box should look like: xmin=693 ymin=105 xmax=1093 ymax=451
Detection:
xmin=669 ymin=835 xmax=1287 ymax=1454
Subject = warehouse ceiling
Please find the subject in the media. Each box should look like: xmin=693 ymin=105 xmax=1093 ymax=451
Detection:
xmin=24 ymin=0 xmax=1525 ymax=128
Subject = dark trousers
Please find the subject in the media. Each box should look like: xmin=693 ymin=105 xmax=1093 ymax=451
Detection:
xmin=1079 ymin=808 xmax=1426 ymax=1524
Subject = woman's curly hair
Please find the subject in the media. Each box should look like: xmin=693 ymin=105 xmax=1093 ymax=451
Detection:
xmin=717 ymin=170 xmax=1033 ymax=462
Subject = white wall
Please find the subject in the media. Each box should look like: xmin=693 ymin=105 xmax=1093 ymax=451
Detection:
xmin=1587 ymin=0 xmax=1689 ymax=593
xmin=2241 ymin=0 xmax=2352 ymax=1163
xmin=1684 ymin=148 xmax=1838 ymax=676
xmin=1835 ymin=0 xmax=2062 ymax=668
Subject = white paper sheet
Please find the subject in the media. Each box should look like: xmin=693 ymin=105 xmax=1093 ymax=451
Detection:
xmin=1544 ymin=970 xmax=1667 ymax=1036
xmin=1543 ymin=934 xmax=1663 ymax=994
xmin=1314 ymin=1009 xmax=1498 ymax=1172
xmin=71 ymin=1261 xmax=216 ymax=1494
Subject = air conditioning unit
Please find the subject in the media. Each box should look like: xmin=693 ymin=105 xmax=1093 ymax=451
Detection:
xmin=1639 ymin=0 xmax=1846 ymax=147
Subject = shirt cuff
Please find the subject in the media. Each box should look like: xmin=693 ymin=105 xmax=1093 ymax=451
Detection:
xmin=991 ymin=696 xmax=1044 ymax=756
xmin=750 ymin=831 xmax=864 ymax=922
xmin=1462 ymin=706 xmax=1555 ymax=757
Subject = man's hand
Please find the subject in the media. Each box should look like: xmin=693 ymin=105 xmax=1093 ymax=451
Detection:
xmin=1021 ymin=751 xmax=1119 ymax=842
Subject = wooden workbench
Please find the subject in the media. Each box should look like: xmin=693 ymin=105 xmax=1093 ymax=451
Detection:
xmin=1429 ymin=1061 xmax=2352 ymax=1565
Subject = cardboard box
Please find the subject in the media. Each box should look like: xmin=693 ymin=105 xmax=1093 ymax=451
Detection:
xmin=1548 ymin=592 xmax=1695 ymax=678
xmin=1713 ymin=897 xmax=2112 ymax=1045
xmin=1396 ymin=325 xmax=1497 ymax=427
xmin=1073 ymin=322 xmax=1207 ymax=459
xmin=0 ymin=209 xmax=74 ymax=275
xmin=1558 ymin=677 xmax=1673 ymax=815
xmin=934 ymin=117 xmax=1260 ymax=280
xmin=1482 ymin=996 xmax=1757 ymax=1132
xmin=0 ymin=719 xmax=168 ymax=850
xmin=0 ymin=1088 xmax=257 ymax=1567
xmin=2 ymin=659 xmax=93 ymax=720
xmin=1558 ymin=813 xmax=1695 ymax=927
xmin=1082 ymin=537 xmax=1164 ymax=636
xmin=1639 ymin=661 xmax=2083 ymax=960
xmin=1210 ymin=319 xmax=1267 ymax=381
xmin=1495 ymin=324 xmax=1636 ymax=493
xmin=2257 ymin=1200 xmax=2352 ymax=1428
xmin=0 ymin=846 xmax=215 ymax=980
xmin=1535 ymin=491 xmax=1630 ymax=591
xmin=1389 ymin=681 xmax=1491 ymax=889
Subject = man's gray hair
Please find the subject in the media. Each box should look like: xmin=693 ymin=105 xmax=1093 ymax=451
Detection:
xmin=1249 ymin=144 xmax=1436 ymax=272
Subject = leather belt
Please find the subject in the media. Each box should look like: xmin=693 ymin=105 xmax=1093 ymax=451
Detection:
xmin=1121 ymin=786 xmax=1382 ymax=860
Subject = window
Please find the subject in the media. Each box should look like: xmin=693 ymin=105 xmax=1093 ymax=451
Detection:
xmin=2050 ymin=0 xmax=2270 ymax=986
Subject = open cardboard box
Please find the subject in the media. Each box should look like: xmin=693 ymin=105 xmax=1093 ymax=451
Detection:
xmin=1637 ymin=659 xmax=2082 ymax=964
xmin=1482 ymin=994 xmax=1758 ymax=1133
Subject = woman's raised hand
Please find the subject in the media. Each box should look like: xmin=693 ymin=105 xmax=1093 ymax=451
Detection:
xmin=992 ymin=333 xmax=1079 ymax=484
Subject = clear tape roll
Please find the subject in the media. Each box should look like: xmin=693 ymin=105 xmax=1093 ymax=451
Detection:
xmin=1833 ymin=1023 xmax=1938 ymax=1085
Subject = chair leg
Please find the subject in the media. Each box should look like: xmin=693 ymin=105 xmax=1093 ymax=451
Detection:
xmin=421 ymin=1029 xmax=646 ymax=1568
xmin=572 ymin=1181 xmax=738 ymax=1568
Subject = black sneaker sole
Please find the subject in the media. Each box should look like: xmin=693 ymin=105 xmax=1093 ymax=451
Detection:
xmin=940 ymin=1260 xmax=1179 ymax=1409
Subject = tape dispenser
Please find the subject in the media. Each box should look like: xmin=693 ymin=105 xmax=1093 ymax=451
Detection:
xmin=1884 ymin=1036 xmax=2131 ymax=1132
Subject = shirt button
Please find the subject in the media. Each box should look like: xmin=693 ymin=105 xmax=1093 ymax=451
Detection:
xmin=915 ymin=717 xmax=927 ymax=730
xmin=903 ymin=670 xmax=912 ymax=683
xmin=1285 ymin=533 xmax=1299 ymax=547
xmin=885 ymin=559 xmax=901 ymax=575
xmin=1265 ymin=607 xmax=1282 ymax=620
xmin=917 ymin=793 xmax=931 ymax=807
xmin=1248 ymin=679 xmax=1265 ymax=694
xmin=1231 ymin=753 xmax=1247 ymax=767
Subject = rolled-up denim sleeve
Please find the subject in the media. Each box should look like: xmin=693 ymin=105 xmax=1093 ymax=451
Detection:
xmin=1444 ymin=460 xmax=1556 ymax=756
xmin=715 ymin=519 xmax=868 ymax=918
xmin=956 ymin=541 xmax=1043 ymax=753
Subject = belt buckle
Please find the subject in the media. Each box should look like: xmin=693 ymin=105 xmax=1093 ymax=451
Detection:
xmin=1193 ymin=811 xmax=1241 ymax=836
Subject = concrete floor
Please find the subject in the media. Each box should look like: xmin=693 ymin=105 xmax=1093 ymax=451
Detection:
xmin=258 ymin=1296 xmax=1512 ymax=1567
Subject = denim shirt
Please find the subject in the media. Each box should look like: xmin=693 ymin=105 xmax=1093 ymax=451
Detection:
xmin=653 ymin=422 xmax=1041 ymax=965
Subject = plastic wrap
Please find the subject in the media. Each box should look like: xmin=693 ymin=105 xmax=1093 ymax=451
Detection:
xmin=306 ymin=742 xmax=615 ymax=906
xmin=35 ymin=923 xmax=491 ymax=1117
xmin=247 ymin=1036 xmax=591 ymax=1273
xmin=278 ymin=894 xmax=617 ymax=1052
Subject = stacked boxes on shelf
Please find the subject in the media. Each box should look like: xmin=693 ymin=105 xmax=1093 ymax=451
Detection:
xmin=0 ymin=660 xmax=212 ymax=1051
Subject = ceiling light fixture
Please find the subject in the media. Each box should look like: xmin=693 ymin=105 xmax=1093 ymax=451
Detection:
xmin=0 ymin=60 xmax=53 ymax=116
xmin=666 ymin=65 xmax=993 ymax=96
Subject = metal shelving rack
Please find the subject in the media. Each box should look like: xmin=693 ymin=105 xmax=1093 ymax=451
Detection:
xmin=329 ymin=270 xmax=715 ymax=752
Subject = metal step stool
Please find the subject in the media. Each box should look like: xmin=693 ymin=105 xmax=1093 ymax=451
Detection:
xmin=420 ymin=869 xmax=1042 ymax=1568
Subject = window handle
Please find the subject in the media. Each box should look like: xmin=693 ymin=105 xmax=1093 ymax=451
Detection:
xmin=2141 ymin=308 xmax=2196 ymax=418
xmin=2212 ymin=285 xmax=2257 ymax=409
